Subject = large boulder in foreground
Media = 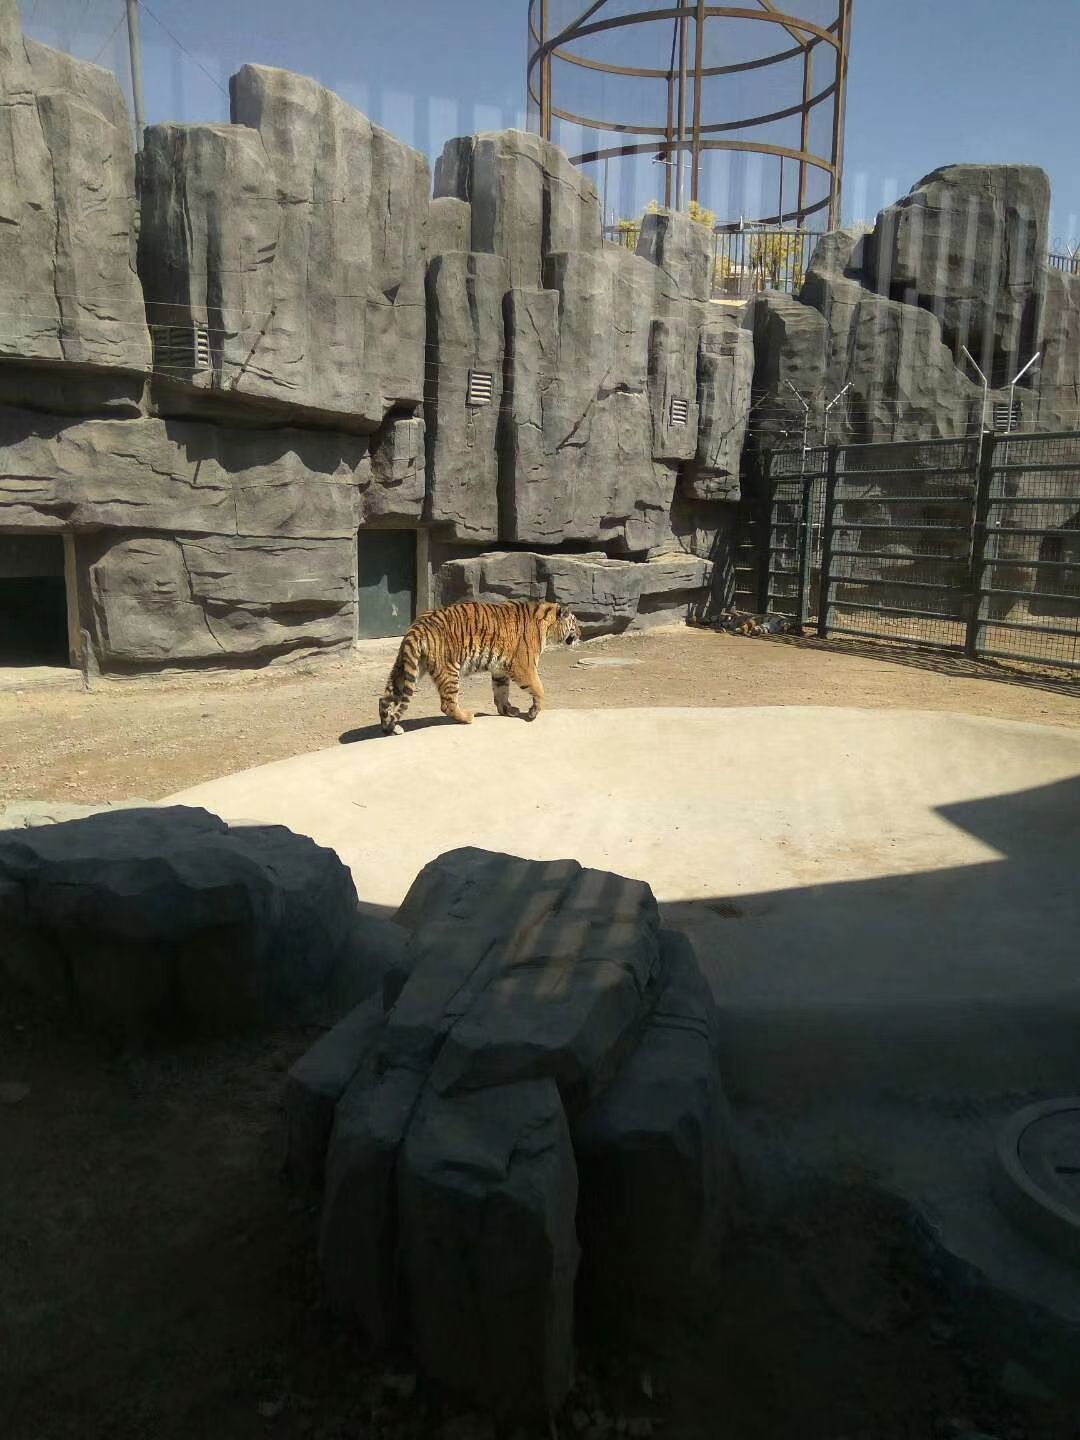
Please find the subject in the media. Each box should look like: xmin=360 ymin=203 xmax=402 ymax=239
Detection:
xmin=288 ymin=846 xmax=735 ymax=1419
xmin=0 ymin=806 xmax=397 ymax=1038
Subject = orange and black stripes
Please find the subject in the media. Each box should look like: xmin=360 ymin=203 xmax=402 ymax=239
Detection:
xmin=378 ymin=600 xmax=582 ymax=735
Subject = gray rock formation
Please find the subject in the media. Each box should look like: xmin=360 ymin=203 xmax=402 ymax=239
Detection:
xmin=399 ymin=1078 xmax=578 ymax=1417
xmin=499 ymin=247 xmax=680 ymax=552
xmin=286 ymin=992 xmax=391 ymax=1192
xmin=425 ymin=251 xmax=508 ymax=541
xmin=752 ymin=272 xmax=983 ymax=448
xmin=0 ymin=5 xmax=148 ymax=373
xmin=427 ymin=195 xmax=472 ymax=256
xmin=364 ymin=416 xmax=426 ymax=524
xmin=0 ymin=405 xmax=371 ymax=668
xmin=0 ymin=806 xmax=380 ymax=1038
xmin=437 ymin=549 xmax=712 ymax=634
xmin=434 ymin=129 xmax=602 ymax=289
xmin=320 ymin=1061 xmax=426 ymax=1344
xmin=294 ymin=846 xmax=731 ymax=1416
xmin=684 ymin=313 xmax=755 ymax=496
xmin=575 ymin=930 xmax=733 ymax=1334
xmin=866 ymin=164 xmax=1049 ymax=388
xmin=636 ymin=207 xmax=713 ymax=305
xmin=138 ymin=64 xmax=430 ymax=427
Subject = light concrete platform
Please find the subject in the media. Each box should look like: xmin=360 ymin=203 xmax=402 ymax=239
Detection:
xmin=167 ymin=704 xmax=1080 ymax=1080
xmin=170 ymin=705 xmax=1080 ymax=1365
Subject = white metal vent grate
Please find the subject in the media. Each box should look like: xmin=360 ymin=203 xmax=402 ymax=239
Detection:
xmin=669 ymin=395 xmax=690 ymax=426
xmin=466 ymin=369 xmax=494 ymax=406
xmin=151 ymin=324 xmax=211 ymax=376
xmin=994 ymin=399 xmax=1023 ymax=431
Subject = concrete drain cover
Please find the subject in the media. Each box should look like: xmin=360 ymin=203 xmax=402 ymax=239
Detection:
xmin=993 ymin=1098 xmax=1080 ymax=1268
xmin=573 ymin=657 xmax=641 ymax=669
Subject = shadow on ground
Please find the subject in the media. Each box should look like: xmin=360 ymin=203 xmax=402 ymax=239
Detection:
xmin=1 ymin=772 xmax=1079 ymax=1439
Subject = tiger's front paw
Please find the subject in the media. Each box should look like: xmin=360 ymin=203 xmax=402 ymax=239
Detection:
xmin=523 ymin=707 xmax=539 ymax=722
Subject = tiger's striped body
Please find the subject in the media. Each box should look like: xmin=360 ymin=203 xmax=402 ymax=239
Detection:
xmin=379 ymin=600 xmax=582 ymax=735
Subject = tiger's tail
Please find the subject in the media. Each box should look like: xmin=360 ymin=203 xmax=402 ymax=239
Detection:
xmin=379 ymin=626 xmax=424 ymax=735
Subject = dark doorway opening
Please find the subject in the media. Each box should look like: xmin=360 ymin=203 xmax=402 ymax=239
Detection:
xmin=356 ymin=529 xmax=417 ymax=640
xmin=0 ymin=534 xmax=70 ymax=666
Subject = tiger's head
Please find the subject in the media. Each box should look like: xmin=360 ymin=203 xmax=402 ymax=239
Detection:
xmin=552 ymin=604 xmax=582 ymax=648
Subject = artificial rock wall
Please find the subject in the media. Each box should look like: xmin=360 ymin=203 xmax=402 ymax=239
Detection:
xmin=750 ymin=164 xmax=1079 ymax=449
xmin=0 ymin=0 xmax=751 ymax=674
xmin=2 ymin=0 xmax=1078 ymax=674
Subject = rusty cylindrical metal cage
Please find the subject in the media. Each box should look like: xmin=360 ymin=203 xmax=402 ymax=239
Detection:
xmin=526 ymin=2 xmax=853 ymax=231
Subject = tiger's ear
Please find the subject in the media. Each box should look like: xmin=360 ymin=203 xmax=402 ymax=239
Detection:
xmin=554 ymin=604 xmax=565 ymax=619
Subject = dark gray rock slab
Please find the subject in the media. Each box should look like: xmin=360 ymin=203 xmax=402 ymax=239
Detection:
xmin=636 ymin=207 xmax=713 ymax=304
xmin=139 ymin=64 xmax=430 ymax=428
xmin=427 ymin=195 xmax=472 ymax=257
xmin=85 ymin=533 xmax=356 ymax=667
xmin=436 ymin=549 xmax=712 ymax=635
xmin=0 ymin=806 xmax=367 ymax=1038
xmin=574 ymin=930 xmax=734 ymax=1331
xmin=398 ymin=1078 xmax=578 ymax=1417
xmin=434 ymin=129 xmax=601 ymax=290
xmin=389 ymin=848 xmax=663 ymax=1112
xmin=0 ymin=11 xmax=148 ymax=373
xmin=425 ymin=251 xmax=508 ymax=542
xmin=319 ymin=1063 xmax=426 ymax=1342
xmin=689 ymin=313 xmax=754 ymax=488
xmin=363 ymin=415 xmax=426 ymax=524
xmin=866 ymin=164 xmax=1049 ymax=387
xmin=285 ymin=993 xmax=387 ymax=1192
xmin=0 ymin=409 xmax=366 ymax=539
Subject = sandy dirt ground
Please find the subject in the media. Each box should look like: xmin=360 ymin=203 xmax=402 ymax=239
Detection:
xmin=1 ymin=625 xmax=1077 ymax=807
xmin=2 ymin=626 xmax=1078 ymax=1440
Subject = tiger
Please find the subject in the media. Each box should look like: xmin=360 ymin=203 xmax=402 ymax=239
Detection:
xmin=379 ymin=600 xmax=582 ymax=736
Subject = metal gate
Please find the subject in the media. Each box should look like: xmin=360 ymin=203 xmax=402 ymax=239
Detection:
xmin=970 ymin=431 xmax=1080 ymax=667
xmin=753 ymin=432 xmax=1080 ymax=670
xmin=819 ymin=437 xmax=980 ymax=653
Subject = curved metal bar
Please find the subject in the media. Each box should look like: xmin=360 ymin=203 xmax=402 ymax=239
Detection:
xmin=538 ymin=36 xmax=807 ymax=79
xmin=545 ymin=76 xmax=837 ymax=140
xmin=531 ymin=6 xmax=841 ymax=61
xmin=571 ymin=136 xmax=836 ymax=172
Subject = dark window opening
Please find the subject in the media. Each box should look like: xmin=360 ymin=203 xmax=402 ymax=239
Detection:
xmin=0 ymin=534 xmax=69 ymax=666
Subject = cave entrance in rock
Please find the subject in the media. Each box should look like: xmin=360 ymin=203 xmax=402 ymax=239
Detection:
xmin=356 ymin=528 xmax=418 ymax=640
xmin=0 ymin=532 xmax=77 ymax=669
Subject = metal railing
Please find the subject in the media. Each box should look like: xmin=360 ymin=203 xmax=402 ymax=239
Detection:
xmin=1048 ymin=251 xmax=1080 ymax=275
xmin=747 ymin=432 xmax=1080 ymax=669
xmin=604 ymin=222 xmax=821 ymax=299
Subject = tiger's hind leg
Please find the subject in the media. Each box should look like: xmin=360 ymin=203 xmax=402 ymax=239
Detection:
xmin=432 ymin=664 xmax=473 ymax=725
xmin=492 ymin=670 xmax=522 ymax=718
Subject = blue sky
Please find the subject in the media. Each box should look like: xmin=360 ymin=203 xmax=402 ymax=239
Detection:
xmin=18 ymin=0 xmax=1080 ymax=249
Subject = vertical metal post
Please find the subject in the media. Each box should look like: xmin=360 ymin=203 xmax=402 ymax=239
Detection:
xmin=757 ymin=449 xmax=774 ymax=615
xmin=817 ymin=445 xmax=839 ymax=638
xmin=961 ymin=346 xmax=989 ymax=438
xmin=797 ymin=43 xmax=814 ymax=225
xmin=966 ymin=431 xmax=996 ymax=658
xmin=828 ymin=0 xmax=852 ymax=228
xmin=539 ymin=0 xmax=551 ymax=140
xmin=690 ymin=0 xmax=706 ymax=204
xmin=125 ymin=0 xmax=146 ymax=149
xmin=797 ymin=473 xmax=815 ymax=628
xmin=664 ymin=60 xmax=675 ymax=210
xmin=676 ymin=7 xmax=688 ymax=211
